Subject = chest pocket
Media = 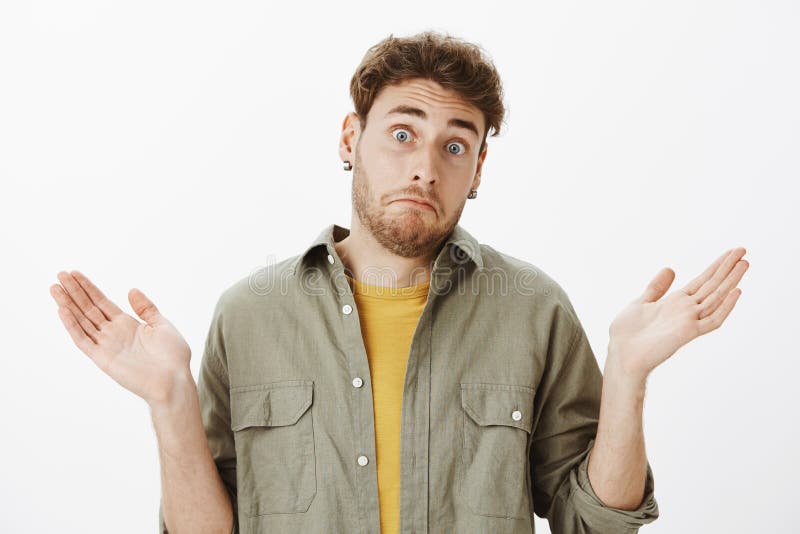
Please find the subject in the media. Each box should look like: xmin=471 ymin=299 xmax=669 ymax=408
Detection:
xmin=231 ymin=379 xmax=316 ymax=517
xmin=460 ymin=382 xmax=535 ymax=520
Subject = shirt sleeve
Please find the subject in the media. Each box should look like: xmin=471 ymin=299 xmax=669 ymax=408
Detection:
xmin=529 ymin=309 xmax=660 ymax=533
xmin=158 ymin=295 xmax=239 ymax=534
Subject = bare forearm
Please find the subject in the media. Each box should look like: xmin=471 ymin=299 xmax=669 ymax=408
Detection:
xmin=151 ymin=372 xmax=233 ymax=534
xmin=587 ymin=355 xmax=648 ymax=510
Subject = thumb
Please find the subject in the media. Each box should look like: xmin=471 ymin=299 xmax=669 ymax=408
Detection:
xmin=128 ymin=288 xmax=164 ymax=326
xmin=637 ymin=267 xmax=675 ymax=303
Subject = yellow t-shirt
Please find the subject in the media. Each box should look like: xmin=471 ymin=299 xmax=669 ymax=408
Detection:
xmin=346 ymin=274 xmax=430 ymax=534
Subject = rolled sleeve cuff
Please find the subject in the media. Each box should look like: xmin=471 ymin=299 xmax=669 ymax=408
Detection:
xmin=570 ymin=439 xmax=660 ymax=532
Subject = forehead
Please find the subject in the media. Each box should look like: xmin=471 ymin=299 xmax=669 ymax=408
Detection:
xmin=371 ymin=78 xmax=484 ymax=132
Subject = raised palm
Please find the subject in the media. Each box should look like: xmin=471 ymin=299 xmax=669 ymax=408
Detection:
xmin=608 ymin=247 xmax=749 ymax=379
xmin=50 ymin=270 xmax=192 ymax=407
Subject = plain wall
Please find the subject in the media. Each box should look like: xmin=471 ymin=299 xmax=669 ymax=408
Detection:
xmin=1 ymin=1 xmax=797 ymax=532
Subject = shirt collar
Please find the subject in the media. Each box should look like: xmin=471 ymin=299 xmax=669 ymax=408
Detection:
xmin=290 ymin=222 xmax=484 ymax=275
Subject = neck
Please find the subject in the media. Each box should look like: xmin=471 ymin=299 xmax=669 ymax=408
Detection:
xmin=334 ymin=217 xmax=440 ymax=289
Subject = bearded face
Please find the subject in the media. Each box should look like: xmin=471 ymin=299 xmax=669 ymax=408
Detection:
xmin=351 ymin=139 xmax=467 ymax=259
xmin=339 ymin=78 xmax=487 ymax=261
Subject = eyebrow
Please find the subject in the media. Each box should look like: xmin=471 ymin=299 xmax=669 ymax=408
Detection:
xmin=384 ymin=105 xmax=480 ymax=139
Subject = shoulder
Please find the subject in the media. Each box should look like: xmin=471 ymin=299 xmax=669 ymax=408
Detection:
xmin=477 ymin=243 xmax=582 ymax=328
xmin=211 ymin=254 xmax=301 ymax=318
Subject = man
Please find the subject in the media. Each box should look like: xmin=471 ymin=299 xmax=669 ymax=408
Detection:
xmin=50 ymin=30 xmax=748 ymax=534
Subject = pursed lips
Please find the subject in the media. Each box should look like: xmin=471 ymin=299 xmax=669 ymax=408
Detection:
xmin=392 ymin=197 xmax=436 ymax=211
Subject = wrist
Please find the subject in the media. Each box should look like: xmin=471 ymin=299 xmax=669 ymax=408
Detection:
xmin=148 ymin=370 xmax=198 ymax=421
xmin=604 ymin=353 xmax=649 ymax=399
xmin=607 ymin=338 xmax=651 ymax=378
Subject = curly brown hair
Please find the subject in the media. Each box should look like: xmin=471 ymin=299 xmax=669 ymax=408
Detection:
xmin=349 ymin=30 xmax=506 ymax=156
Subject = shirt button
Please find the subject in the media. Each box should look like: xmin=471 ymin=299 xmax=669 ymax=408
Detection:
xmin=342 ymin=304 xmax=353 ymax=315
xmin=352 ymin=377 xmax=363 ymax=388
xmin=327 ymin=254 xmax=335 ymax=264
xmin=511 ymin=410 xmax=522 ymax=421
xmin=357 ymin=455 xmax=369 ymax=466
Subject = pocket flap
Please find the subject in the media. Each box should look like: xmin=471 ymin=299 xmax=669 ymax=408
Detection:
xmin=461 ymin=383 xmax=534 ymax=433
xmin=231 ymin=380 xmax=314 ymax=432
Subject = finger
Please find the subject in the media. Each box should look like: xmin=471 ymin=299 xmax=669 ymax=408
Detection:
xmin=128 ymin=287 xmax=164 ymax=327
xmin=70 ymin=270 xmax=124 ymax=319
xmin=54 ymin=298 xmax=100 ymax=356
xmin=698 ymin=288 xmax=742 ymax=335
xmin=697 ymin=259 xmax=749 ymax=319
xmin=56 ymin=271 xmax=110 ymax=329
xmin=693 ymin=247 xmax=747 ymax=303
xmin=681 ymin=248 xmax=731 ymax=295
xmin=637 ymin=267 xmax=675 ymax=303
xmin=56 ymin=305 xmax=111 ymax=370
xmin=50 ymin=283 xmax=100 ymax=343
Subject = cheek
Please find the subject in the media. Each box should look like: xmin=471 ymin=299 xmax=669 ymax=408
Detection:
xmin=366 ymin=158 xmax=404 ymax=192
xmin=444 ymin=180 xmax=471 ymax=200
xmin=372 ymin=156 xmax=400 ymax=179
xmin=360 ymin=139 xmax=399 ymax=176
xmin=440 ymin=183 xmax=475 ymax=214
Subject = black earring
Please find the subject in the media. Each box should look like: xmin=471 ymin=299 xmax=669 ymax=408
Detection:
xmin=343 ymin=160 xmax=352 ymax=171
xmin=467 ymin=189 xmax=477 ymax=199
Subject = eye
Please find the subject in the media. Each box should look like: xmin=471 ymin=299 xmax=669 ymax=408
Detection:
xmin=447 ymin=141 xmax=466 ymax=155
xmin=391 ymin=127 xmax=413 ymax=143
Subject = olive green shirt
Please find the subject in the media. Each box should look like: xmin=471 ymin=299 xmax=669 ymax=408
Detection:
xmin=158 ymin=223 xmax=659 ymax=533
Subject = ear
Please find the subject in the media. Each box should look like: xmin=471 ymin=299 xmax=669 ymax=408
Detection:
xmin=339 ymin=112 xmax=361 ymax=164
xmin=473 ymin=141 xmax=488 ymax=189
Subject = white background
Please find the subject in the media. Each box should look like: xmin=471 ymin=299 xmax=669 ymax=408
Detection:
xmin=1 ymin=1 xmax=798 ymax=532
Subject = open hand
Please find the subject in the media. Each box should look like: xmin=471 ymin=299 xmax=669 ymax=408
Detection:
xmin=607 ymin=247 xmax=749 ymax=380
xmin=50 ymin=270 xmax=192 ymax=407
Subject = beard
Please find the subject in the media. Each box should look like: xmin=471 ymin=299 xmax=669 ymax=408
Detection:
xmin=351 ymin=148 xmax=466 ymax=259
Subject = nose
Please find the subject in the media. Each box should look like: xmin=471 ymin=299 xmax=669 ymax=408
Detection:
xmin=411 ymin=142 xmax=440 ymax=185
